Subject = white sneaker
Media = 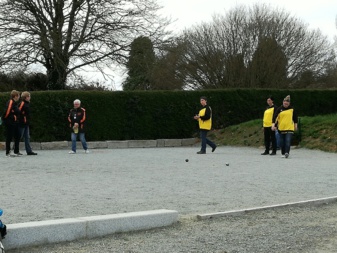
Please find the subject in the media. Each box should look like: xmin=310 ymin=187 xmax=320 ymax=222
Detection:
xmin=281 ymin=154 xmax=285 ymax=158
xmin=69 ymin=151 xmax=76 ymax=154
xmin=84 ymin=150 xmax=90 ymax=154
xmin=285 ymin=153 xmax=289 ymax=158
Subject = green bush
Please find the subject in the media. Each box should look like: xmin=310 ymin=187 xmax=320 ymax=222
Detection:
xmin=1 ymin=89 xmax=337 ymax=142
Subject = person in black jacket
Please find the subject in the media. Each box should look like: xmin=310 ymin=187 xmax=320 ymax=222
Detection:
xmin=2 ymin=90 xmax=21 ymax=157
xmin=68 ymin=99 xmax=89 ymax=154
xmin=19 ymin=91 xmax=37 ymax=155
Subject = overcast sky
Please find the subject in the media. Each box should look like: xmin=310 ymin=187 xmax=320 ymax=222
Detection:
xmin=95 ymin=1 xmax=337 ymax=89
xmin=158 ymin=0 xmax=337 ymax=42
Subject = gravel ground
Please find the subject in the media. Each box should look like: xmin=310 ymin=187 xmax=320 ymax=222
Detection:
xmin=2 ymin=146 xmax=337 ymax=224
xmin=2 ymin=146 xmax=337 ymax=252
xmin=8 ymin=202 xmax=337 ymax=253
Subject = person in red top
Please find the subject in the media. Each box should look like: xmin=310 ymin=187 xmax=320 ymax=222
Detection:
xmin=68 ymin=99 xmax=89 ymax=154
xmin=2 ymin=90 xmax=21 ymax=157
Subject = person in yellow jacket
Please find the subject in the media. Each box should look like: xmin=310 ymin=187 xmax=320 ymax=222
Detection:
xmin=261 ymin=96 xmax=278 ymax=155
xmin=272 ymin=95 xmax=298 ymax=158
xmin=194 ymin=96 xmax=217 ymax=154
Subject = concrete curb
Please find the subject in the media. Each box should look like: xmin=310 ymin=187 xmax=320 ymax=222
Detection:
xmin=3 ymin=209 xmax=179 ymax=250
xmin=196 ymin=196 xmax=337 ymax=220
xmin=0 ymin=138 xmax=197 ymax=151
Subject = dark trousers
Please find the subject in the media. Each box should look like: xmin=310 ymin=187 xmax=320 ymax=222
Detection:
xmin=5 ymin=123 xmax=20 ymax=154
xmin=263 ymin=127 xmax=277 ymax=153
xmin=200 ymin=129 xmax=216 ymax=152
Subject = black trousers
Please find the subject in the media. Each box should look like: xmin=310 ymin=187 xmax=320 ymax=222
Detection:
xmin=263 ymin=127 xmax=277 ymax=153
xmin=5 ymin=123 xmax=20 ymax=154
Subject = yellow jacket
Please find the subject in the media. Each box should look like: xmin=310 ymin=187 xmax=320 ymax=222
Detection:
xmin=198 ymin=106 xmax=212 ymax=130
xmin=263 ymin=106 xmax=276 ymax=127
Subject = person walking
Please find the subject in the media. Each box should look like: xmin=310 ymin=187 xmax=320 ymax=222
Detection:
xmin=272 ymin=95 xmax=298 ymax=158
xmin=18 ymin=91 xmax=37 ymax=155
xmin=2 ymin=90 xmax=22 ymax=157
xmin=68 ymin=99 xmax=89 ymax=154
xmin=261 ymin=96 xmax=277 ymax=155
xmin=194 ymin=96 xmax=216 ymax=154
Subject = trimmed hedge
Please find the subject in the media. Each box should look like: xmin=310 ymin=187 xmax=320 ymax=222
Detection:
xmin=0 ymin=89 xmax=336 ymax=142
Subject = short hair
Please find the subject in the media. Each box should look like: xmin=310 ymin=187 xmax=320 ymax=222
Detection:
xmin=267 ymin=95 xmax=274 ymax=101
xmin=200 ymin=96 xmax=207 ymax=101
xmin=73 ymin=99 xmax=81 ymax=105
xmin=10 ymin=90 xmax=20 ymax=98
xmin=283 ymin=95 xmax=290 ymax=102
xmin=21 ymin=91 xmax=31 ymax=100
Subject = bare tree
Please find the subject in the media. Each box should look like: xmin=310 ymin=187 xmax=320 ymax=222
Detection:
xmin=172 ymin=4 xmax=334 ymax=89
xmin=0 ymin=0 xmax=170 ymax=89
xmin=150 ymin=45 xmax=185 ymax=90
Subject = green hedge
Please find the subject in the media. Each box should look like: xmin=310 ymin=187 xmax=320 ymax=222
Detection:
xmin=0 ymin=89 xmax=336 ymax=142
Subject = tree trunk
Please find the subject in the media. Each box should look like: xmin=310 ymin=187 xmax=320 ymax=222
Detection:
xmin=46 ymin=65 xmax=67 ymax=90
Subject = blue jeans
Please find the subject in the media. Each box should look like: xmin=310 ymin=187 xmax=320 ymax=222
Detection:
xmin=20 ymin=126 xmax=32 ymax=153
xmin=279 ymin=132 xmax=293 ymax=155
xmin=200 ymin=130 xmax=216 ymax=152
xmin=71 ymin=132 xmax=88 ymax=152
xmin=275 ymin=130 xmax=280 ymax=148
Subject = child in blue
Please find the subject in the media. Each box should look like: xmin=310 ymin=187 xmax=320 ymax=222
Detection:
xmin=0 ymin=209 xmax=6 ymax=239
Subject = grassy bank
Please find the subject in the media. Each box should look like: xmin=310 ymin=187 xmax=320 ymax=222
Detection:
xmin=208 ymin=114 xmax=337 ymax=153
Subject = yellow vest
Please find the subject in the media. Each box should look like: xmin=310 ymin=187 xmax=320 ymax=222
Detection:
xmin=277 ymin=109 xmax=295 ymax=131
xmin=263 ymin=107 xmax=274 ymax=127
xmin=198 ymin=107 xmax=212 ymax=130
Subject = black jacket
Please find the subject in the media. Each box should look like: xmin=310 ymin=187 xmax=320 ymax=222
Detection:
xmin=18 ymin=100 xmax=31 ymax=126
xmin=68 ymin=107 xmax=87 ymax=133
xmin=2 ymin=99 xmax=20 ymax=126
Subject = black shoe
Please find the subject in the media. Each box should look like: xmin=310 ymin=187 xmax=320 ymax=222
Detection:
xmin=261 ymin=151 xmax=269 ymax=155
xmin=197 ymin=151 xmax=206 ymax=154
xmin=212 ymin=146 xmax=217 ymax=152
xmin=27 ymin=152 xmax=37 ymax=155
xmin=270 ymin=152 xmax=276 ymax=156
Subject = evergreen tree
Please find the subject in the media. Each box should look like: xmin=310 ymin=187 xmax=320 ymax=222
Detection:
xmin=123 ymin=37 xmax=156 ymax=90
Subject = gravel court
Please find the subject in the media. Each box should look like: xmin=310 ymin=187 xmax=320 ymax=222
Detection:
xmin=1 ymin=146 xmax=337 ymax=225
xmin=7 ymin=203 xmax=337 ymax=253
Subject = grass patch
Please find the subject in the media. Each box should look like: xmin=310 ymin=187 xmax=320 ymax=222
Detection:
xmin=209 ymin=114 xmax=337 ymax=153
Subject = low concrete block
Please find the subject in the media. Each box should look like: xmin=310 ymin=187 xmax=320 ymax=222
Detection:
xmin=19 ymin=142 xmax=41 ymax=151
xmin=67 ymin=141 xmax=89 ymax=151
xmin=107 ymin=141 xmax=129 ymax=149
xmin=181 ymin=138 xmax=197 ymax=146
xmin=3 ymin=209 xmax=178 ymax=250
xmin=164 ymin=139 xmax=182 ymax=147
xmin=41 ymin=141 xmax=68 ymax=150
xmin=87 ymin=141 xmax=108 ymax=149
xmin=156 ymin=139 xmax=165 ymax=147
xmin=128 ymin=140 xmax=157 ymax=148
xmin=4 ymin=218 xmax=86 ymax=250
xmin=79 ymin=209 xmax=179 ymax=238
xmin=29 ymin=142 xmax=42 ymax=151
